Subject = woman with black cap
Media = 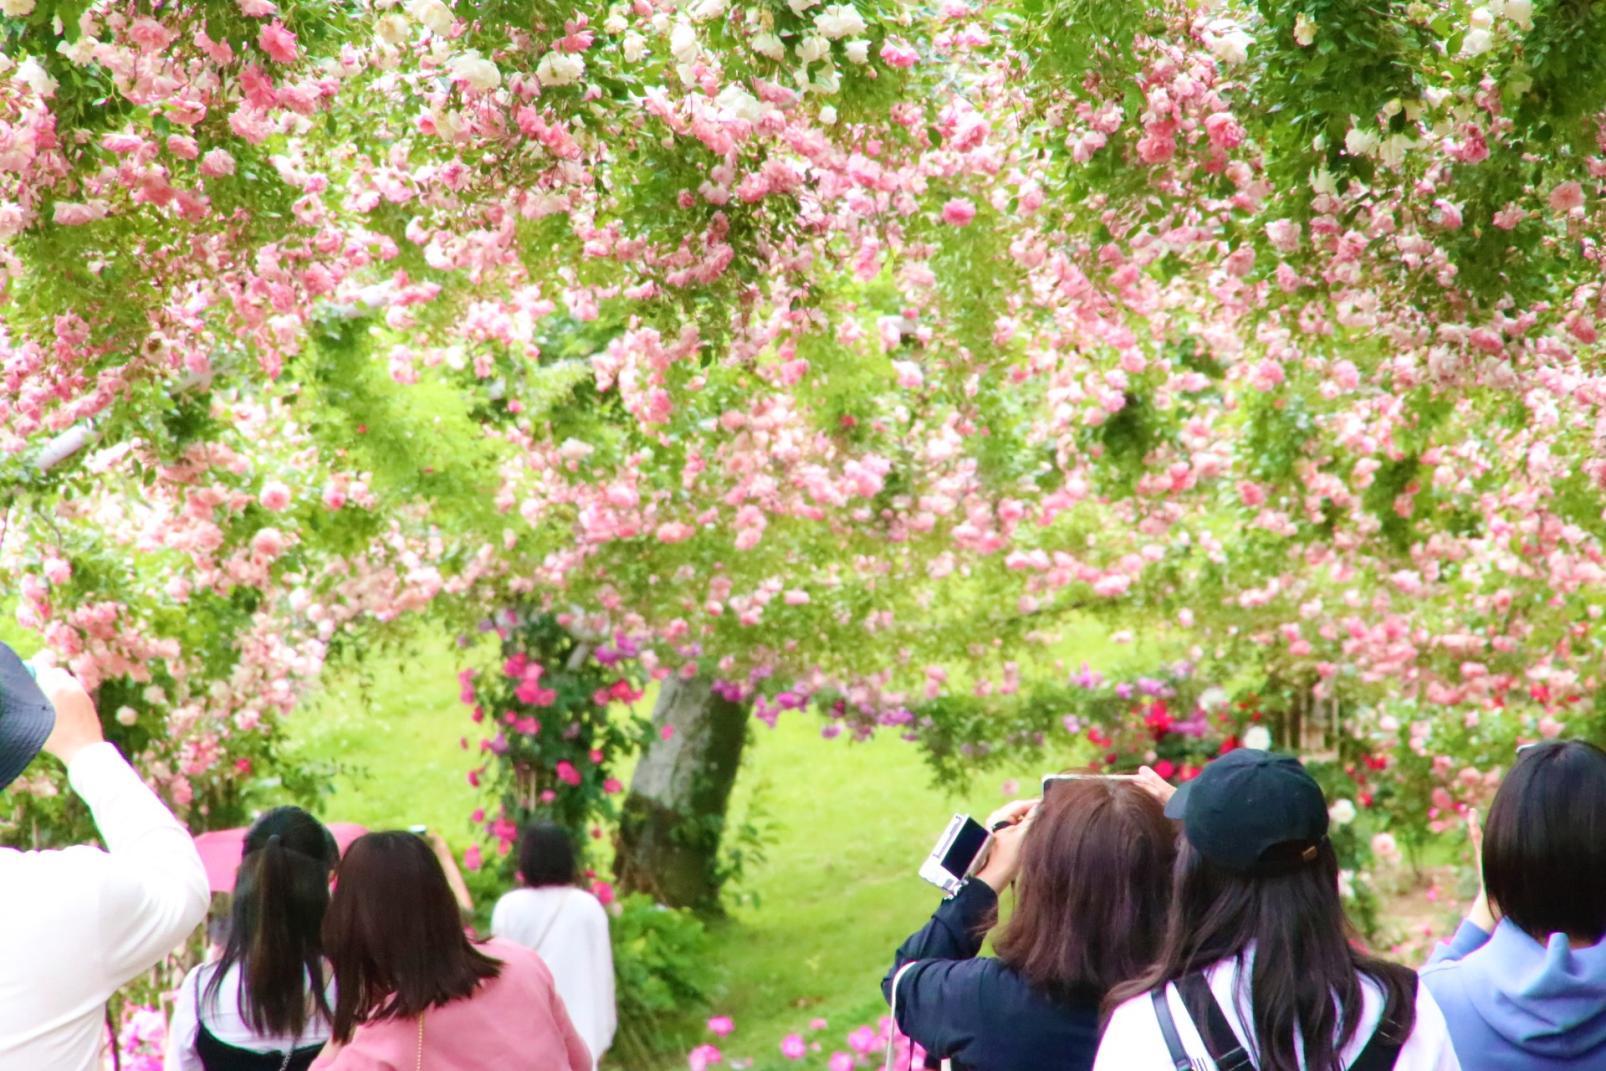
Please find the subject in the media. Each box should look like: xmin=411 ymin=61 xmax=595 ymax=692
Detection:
xmin=166 ymin=806 xmax=339 ymax=1071
xmin=1096 ymin=749 xmax=1462 ymax=1071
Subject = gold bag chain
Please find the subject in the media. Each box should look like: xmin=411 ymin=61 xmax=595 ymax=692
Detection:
xmin=415 ymin=1010 xmax=426 ymax=1071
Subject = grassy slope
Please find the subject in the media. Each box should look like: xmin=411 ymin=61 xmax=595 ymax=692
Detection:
xmin=283 ymin=633 xmax=1062 ymax=1064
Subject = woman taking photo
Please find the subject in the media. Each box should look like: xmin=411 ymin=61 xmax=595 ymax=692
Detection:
xmin=1422 ymin=740 xmax=1606 ymax=1070
xmin=1098 ymin=749 xmax=1461 ymax=1071
xmin=310 ymin=831 xmax=591 ymax=1071
xmin=165 ymin=807 xmax=338 ymax=1071
xmin=492 ymin=822 xmax=616 ymax=1070
xmin=883 ymin=774 xmax=1177 ymax=1071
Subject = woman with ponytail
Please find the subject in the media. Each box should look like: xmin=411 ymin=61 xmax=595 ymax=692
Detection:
xmin=165 ymin=807 xmax=340 ymax=1071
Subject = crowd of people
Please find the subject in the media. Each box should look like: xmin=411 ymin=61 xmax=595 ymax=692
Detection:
xmin=885 ymin=743 xmax=1606 ymax=1071
xmin=4 ymin=640 xmax=1604 ymax=1071
xmin=0 ymin=647 xmax=615 ymax=1071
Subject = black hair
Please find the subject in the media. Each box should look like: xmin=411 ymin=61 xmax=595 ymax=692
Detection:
xmin=205 ymin=806 xmax=339 ymax=1038
xmin=1483 ymin=739 xmax=1606 ymax=944
xmin=518 ymin=821 xmax=579 ymax=888
xmin=1108 ymin=839 xmax=1416 ymax=1071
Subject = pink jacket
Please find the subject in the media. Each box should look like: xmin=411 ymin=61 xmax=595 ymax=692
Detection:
xmin=309 ymin=940 xmax=591 ymax=1071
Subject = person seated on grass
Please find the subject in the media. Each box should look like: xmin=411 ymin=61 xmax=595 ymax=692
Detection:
xmin=0 ymin=648 xmax=209 ymax=1071
xmin=492 ymin=822 xmax=616 ymax=1070
xmin=310 ymin=831 xmax=590 ymax=1071
xmin=166 ymin=806 xmax=339 ymax=1071
xmin=1098 ymin=749 xmax=1461 ymax=1071
xmin=1421 ymin=740 xmax=1606 ymax=1071
xmin=883 ymin=773 xmax=1177 ymax=1071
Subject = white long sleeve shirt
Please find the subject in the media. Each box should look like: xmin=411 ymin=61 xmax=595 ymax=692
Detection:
xmin=491 ymin=886 xmax=616 ymax=1069
xmin=0 ymin=742 xmax=210 ymax=1071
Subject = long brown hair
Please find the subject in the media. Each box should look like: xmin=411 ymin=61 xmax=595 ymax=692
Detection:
xmin=322 ymin=832 xmax=501 ymax=1044
xmin=993 ymin=778 xmax=1175 ymax=1001
xmin=1106 ymin=839 xmax=1415 ymax=1071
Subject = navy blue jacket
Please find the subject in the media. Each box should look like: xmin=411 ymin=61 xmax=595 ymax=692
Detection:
xmin=882 ymin=880 xmax=1101 ymax=1071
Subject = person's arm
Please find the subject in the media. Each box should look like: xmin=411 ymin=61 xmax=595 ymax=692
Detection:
xmin=426 ymin=832 xmax=474 ymax=915
xmin=589 ymin=896 xmax=617 ymax=1055
xmin=38 ymin=670 xmax=210 ymax=983
xmin=162 ymin=967 xmax=204 ymax=1071
xmin=1429 ymin=809 xmax=1498 ymax=967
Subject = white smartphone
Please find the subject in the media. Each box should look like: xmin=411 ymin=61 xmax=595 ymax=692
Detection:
xmin=918 ymin=814 xmax=991 ymax=896
xmin=1041 ymin=772 xmax=1139 ymax=800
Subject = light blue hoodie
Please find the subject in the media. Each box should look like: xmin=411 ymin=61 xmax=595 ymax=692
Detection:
xmin=1422 ymin=918 xmax=1606 ymax=1070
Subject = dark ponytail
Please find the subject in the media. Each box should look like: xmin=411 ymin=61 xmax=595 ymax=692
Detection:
xmin=204 ymin=807 xmax=339 ymax=1038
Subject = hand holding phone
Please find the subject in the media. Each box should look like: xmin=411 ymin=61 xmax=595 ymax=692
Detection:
xmin=918 ymin=814 xmax=991 ymax=896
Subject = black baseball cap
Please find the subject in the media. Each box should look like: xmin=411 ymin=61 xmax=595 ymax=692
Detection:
xmin=1163 ymin=748 xmax=1329 ymax=874
xmin=0 ymin=642 xmax=54 ymax=791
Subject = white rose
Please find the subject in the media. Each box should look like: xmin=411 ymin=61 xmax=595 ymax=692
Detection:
xmin=448 ymin=49 xmax=500 ymax=91
xmin=406 ymin=0 xmax=455 ymax=34
xmin=1310 ymin=167 xmax=1338 ymax=196
xmin=1205 ymin=27 xmax=1251 ymax=65
xmin=1294 ymin=12 xmax=1317 ymax=46
xmin=1469 ymin=5 xmax=1493 ymax=28
xmin=1199 ymin=686 xmax=1230 ymax=712
xmin=622 ymin=30 xmax=646 ymax=62
xmin=813 ymin=3 xmax=866 ymax=40
xmin=818 ymin=104 xmax=837 ymax=125
xmin=787 ymin=0 xmax=818 ymax=13
xmin=1378 ymin=133 xmax=1414 ymax=168
xmin=714 ymin=83 xmax=764 ymax=123
xmin=1460 ymin=27 xmax=1493 ymax=57
xmin=536 ymin=50 xmax=584 ymax=87
xmin=1344 ymin=123 xmax=1379 ymax=157
xmin=796 ymin=34 xmax=829 ymax=63
xmin=604 ymin=13 xmax=627 ymax=33
xmin=1329 ymin=799 xmax=1358 ymax=826
xmin=688 ymin=0 xmax=726 ymax=21
xmin=14 ymin=56 xmax=56 ymax=97
xmin=670 ymin=20 xmax=699 ymax=64
xmin=1 ymin=0 xmax=36 ymax=17
xmin=751 ymin=31 xmax=785 ymax=62
xmin=115 ymin=706 xmax=139 ymax=727
xmin=375 ymin=13 xmax=410 ymax=46
xmin=1337 ymin=869 xmax=1356 ymax=900
xmin=1242 ymin=725 xmax=1273 ymax=751
xmin=56 ymin=35 xmax=97 ymax=66
xmin=1505 ymin=0 xmax=1533 ymax=30
xmin=811 ymin=64 xmax=839 ymax=95
xmin=844 ymin=38 xmax=869 ymax=64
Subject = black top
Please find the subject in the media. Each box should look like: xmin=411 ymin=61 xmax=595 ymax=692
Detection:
xmin=882 ymin=880 xmax=1102 ymax=1071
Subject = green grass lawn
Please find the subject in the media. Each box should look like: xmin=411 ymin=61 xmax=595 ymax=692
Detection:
xmin=283 ymin=631 xmax=1065 ymax=1067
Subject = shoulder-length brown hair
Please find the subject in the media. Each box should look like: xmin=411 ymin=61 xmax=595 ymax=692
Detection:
xmin=993 ymin=778 xmax=1175 ymax=1001
xmin=323 ymin=831 xmax=502 ymax=1044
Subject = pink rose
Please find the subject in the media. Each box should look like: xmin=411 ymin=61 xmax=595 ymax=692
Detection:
xmin=828 ymin=1054 xmax=854 ymax=1071
xmin=1549 ymin=180 xmax=1585 ymax=213
xmin=322 ymin=482 xmax=347 ymax=510
xmin=258 ymin=21 xmax=299 ymax=63
xmin=780 ymin=1034 xmax=807 ymax=1060
xmin=251 ymin=527 xmax=286 ymax=561
xmin=688 ymin=1044 xmax=723 ymax=1071
xmin=43 ymin=557 xmax=72 ymax=585
xmin=238 ymin=0 xmax=278 ymax=15
xmin=199 ymin=149 xmax=236 ymax=177
xmin=940 ymin=198 xmax=975 ymax=226
xmin=555 ymin=760 xmax=582 ymax=786
xmin=879 ymin=38 xmax=918 ymax=67
xmin=706 ymin=1016 xmax=734 ymax=1037
xmin=259 ymin=481 xmax=292 ymax=511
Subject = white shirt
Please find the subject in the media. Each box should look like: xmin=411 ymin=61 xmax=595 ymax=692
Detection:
xmin=0 ymin=743 xmax=210 ymax=1071
xmin=491 ymin=886 xmax=616 ymax=1068
xmin=1096 ymin=956 xmax=1462 ymax=1071
xmin=165 ymin=961 xmax=334 ymax=1071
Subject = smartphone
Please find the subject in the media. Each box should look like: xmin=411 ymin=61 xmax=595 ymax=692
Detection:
xmin=918 ymin=814 xmax=991 ymax=896
xmin=1041 ymin=772 xmax=1139 ymax=799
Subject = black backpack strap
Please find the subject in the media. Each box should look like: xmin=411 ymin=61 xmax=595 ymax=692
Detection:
xmin=1348 ymin=974 xmax=1418 ymax=1071
xmin=1151 ymin=985 xmax=1192 ymax=1071
xmin=1176 ymin=971 xmax=1256 ymax=1071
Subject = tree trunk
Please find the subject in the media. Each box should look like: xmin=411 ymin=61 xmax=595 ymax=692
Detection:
xmin=614 ymin=676 xmax=748 ymax=912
